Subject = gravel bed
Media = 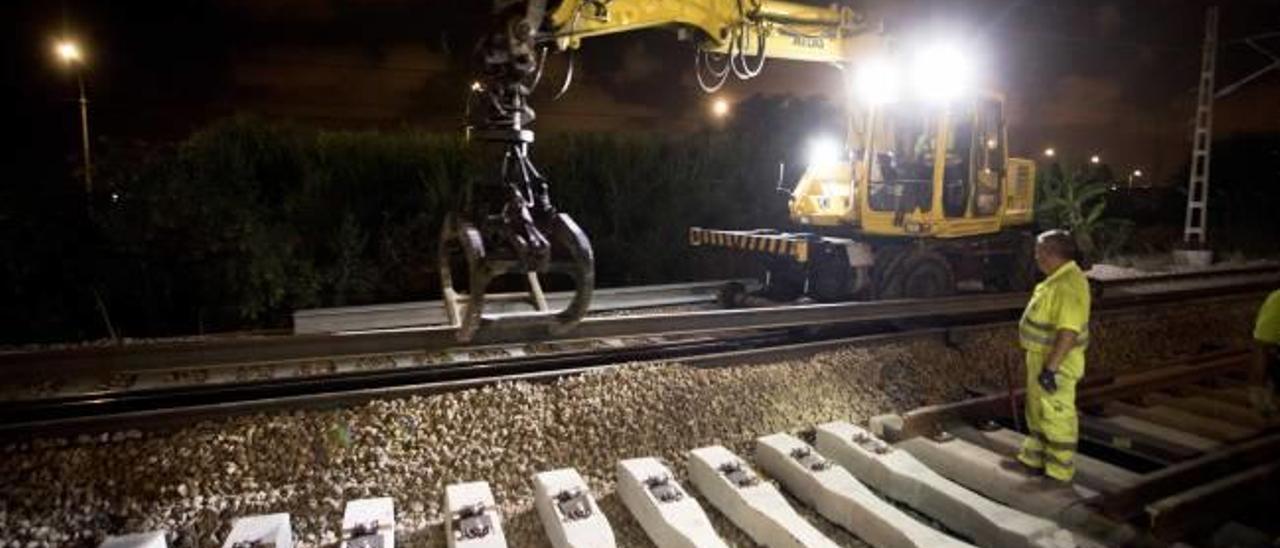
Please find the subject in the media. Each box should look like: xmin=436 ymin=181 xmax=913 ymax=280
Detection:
xmin=1087 ymin=258 xmax=1279 ymax=281
xmin=0 ymin=299 xmax=1261 ymax=547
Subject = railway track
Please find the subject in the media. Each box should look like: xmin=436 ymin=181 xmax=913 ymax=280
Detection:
xmin=1 ymin=266 xmax=1277 ymax=436
xmin=87 ymin=347 xmax=1277 ymax=548
xmin=876 ymin=347 xmax=1279 ymax=546
xmin=3 ymin=266 xmax=1276 ymax=379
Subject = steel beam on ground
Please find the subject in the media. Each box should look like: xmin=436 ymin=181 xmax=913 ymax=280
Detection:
xmin=949 ymin=426 xmax=1142 ymax=495
xmin=293 ymin=280 xmax=754 ymax=334
xmin=1098 ymin=433 xmax=1280 ymax=521
xmin=1175 ymin=384 xmax=1250 ymax=406
xmin=1084 ymin=413 xmax=1213 ymax=462
xmin=1145 ymin=463 xmax=1279 ymax=540
xmin=1104 ymin=402 xmax=1254 ymax=442
xmin=881 ymin=351 xmax=1250 ymax=442
xmin=1079 ymin=415 xmax=1196 ymax=465
xmin=1142 ymin=392 xmax=1268 ymax=429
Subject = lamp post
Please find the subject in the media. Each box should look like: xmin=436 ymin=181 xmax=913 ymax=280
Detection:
xmin=1128 ymin=168 xmax=1143 ymax=189
xmin=56 ymin=39 xmax=92 ymax=195
xmin=1043 ymin=147 xmax=1055 ymax=158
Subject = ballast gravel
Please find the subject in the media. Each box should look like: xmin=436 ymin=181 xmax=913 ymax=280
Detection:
xmin=0 ymin=298 xmax=1260 ymax=547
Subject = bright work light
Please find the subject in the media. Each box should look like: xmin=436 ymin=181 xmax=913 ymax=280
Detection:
xmin=807 ymin=136 xmax=843 ymax=169
xmin=911 ymin=43 xmax=973 ymax=103
xmin=852 ymin=57 xmax=900 ymax=105
xmin=55 ymin=40 xmax=82 ymax=64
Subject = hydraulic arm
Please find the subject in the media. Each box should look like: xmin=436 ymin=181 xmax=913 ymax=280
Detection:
xmin=442 ymin=0 xmax=881 ymax=341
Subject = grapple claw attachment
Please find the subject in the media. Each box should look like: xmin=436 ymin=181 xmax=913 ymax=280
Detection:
xmin=439 ymin=212 xmax=594 ymax=343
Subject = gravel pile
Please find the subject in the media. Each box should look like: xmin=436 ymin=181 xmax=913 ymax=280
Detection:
xmin=0 ymin=299 xmax=1260 ymax=547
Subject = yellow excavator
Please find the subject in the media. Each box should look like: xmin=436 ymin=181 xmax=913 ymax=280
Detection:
xmin=444 ymin=0 xmax=1036 ymax=341
xmin=691 ymin=85 xmax=1040 ymax=302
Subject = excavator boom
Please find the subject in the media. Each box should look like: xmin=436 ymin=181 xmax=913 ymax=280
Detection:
xmin=442 ymin=0 xmax=881 ymax=342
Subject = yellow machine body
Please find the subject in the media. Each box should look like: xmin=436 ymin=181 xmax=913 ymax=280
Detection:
xmin=788 ymin=95 xmax=1036 ymax=239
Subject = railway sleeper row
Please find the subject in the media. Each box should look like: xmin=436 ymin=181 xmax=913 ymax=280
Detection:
xmin=100 ymin=355 xmax=1276 ymax=548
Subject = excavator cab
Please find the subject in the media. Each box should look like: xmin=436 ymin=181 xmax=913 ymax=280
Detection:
xmin=789 ymin=93 xmax=1035 ymax=237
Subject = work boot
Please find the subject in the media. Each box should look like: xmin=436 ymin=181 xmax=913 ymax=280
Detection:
xmin=998 ymin=458 xmax=1044 ymax=478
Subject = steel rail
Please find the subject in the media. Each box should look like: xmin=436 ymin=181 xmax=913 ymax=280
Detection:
xmin=1 ymin=270 xmax=1275 ymax=382
xmin=0 ymin=330 xmax=797 ymax=437
xmin=0 ymin=322 xmax=1002 ymax=438
xmin=291 ymin=279 xmax=753 ymax=334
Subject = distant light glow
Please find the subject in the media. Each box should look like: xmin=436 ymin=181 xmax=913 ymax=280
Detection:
xmin=55 ymin=40 xmax=82 ymax=63
xmin=711 ymin=98 xmax=730 ymax=118
xmin=807 ymin=136 xmax=842 ymax=169
xmin=1132 ymin=169 xmax=1143 ymax=177
xmin=852 ymin=57 xmax=900 ymax=105
xmin=1043 ymin=148 xmax=1056 ymax=158
xmin=1090 ymin=154 xmax=1101 ymax=164
xmin=911 ymin=43 xmax=974 ymax=104
xmin=470 ymin=81 xmax=484 ymax=92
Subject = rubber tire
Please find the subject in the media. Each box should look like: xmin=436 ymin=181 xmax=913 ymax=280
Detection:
xmin=872 ymin=247 xmax=910 ymax=299
xmin=899 ymin=254 xmax=955 ymax=298
xmin=809 ymin=252 xmax=854 ymax=302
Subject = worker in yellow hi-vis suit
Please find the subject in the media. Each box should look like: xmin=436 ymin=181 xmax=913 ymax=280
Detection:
xmin=1015 ymin=229 xmax=1091 ymax=483
xmin=1249 ymin=289 xmax=1280 ymax=418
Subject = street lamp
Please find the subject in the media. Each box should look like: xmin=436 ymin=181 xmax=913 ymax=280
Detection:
xmin=1043 ymin=147 xmax=1055 ymax=158
xmin=54 ymin=39 xmax=92 ymax=195
xmin=1128 ymin=168 xmax=1143 ymax=188
xmin=1090 ymin=154 xmax=1101 ymax=164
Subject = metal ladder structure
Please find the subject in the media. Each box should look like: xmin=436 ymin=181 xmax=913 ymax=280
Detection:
xmin=1183 ymin=6 xmax=1280 ymax=246
xmin=1183 ymin=6 xmax=1218 ymax=246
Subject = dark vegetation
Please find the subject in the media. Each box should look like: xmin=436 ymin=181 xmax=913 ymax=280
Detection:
xmin=1036 ymin=132 xmax=1280 ymax=262
xmin=1 ymin=97 xmax=842 ymax=343
xmin=3 ymin=104 xmax=1275 ymax=344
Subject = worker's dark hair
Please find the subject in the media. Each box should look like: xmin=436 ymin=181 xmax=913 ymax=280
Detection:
xmin=1036 ymin=229 xmax=1079 ymax=262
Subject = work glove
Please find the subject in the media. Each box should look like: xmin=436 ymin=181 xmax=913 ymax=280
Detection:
xmin=1038 ymin=369 xmax=1058 ymax=393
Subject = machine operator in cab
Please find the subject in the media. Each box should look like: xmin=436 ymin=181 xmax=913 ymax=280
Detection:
xmin=1011 ymin=229 xmax=1091 ymax=483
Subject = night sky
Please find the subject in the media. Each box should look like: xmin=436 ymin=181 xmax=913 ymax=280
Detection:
xmin=5 ymin=0 xmax=1280 ymax=186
